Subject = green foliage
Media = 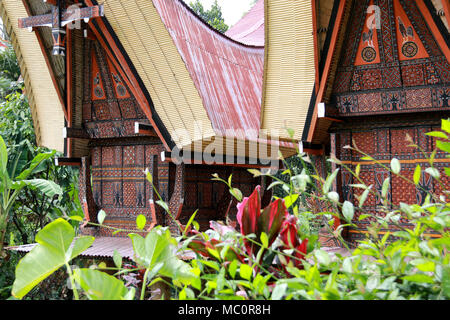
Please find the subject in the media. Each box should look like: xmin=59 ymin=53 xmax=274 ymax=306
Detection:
xmin=74 ymin=269 xmax=134 ymax=300
xmin=8 ymin=120 xmax=450 ymax=301
xmin=0 ymin=86 xmax=82 ymax=247
xmin=189 ymin=0 xmax=229 ymax=33
xmin=0 ymin=46 xmax=21 ymax=98
xmin=129 ymin=227 xmax=195 ymax=289
xmin=0 ymin=47 xmax=82 ymax=299
xmin=0 ymin=135 xmax=63 ymax=254
xmin=12 ymin=218 xmax=94 ymax=299
xmin=175 ymin=119 xmax=450 ymax=300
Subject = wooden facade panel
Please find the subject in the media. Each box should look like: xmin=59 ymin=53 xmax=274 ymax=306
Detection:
xmin=332 ymin=119 xmax=449 ymax=244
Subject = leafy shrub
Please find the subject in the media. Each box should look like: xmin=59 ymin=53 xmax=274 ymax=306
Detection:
xmin=8 ymin=120 xmax=450 ymax=300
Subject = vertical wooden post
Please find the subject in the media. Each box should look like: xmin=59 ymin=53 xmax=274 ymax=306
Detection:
xmin=157 ymin=155 xmax=170 ymax=229
xmin=168 ymin=164 xmax=185 ymax=235
xmin=78 ymin=157 xmax=99 ymax=232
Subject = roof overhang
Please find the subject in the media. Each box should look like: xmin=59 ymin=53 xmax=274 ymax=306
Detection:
xmin=0 ymin=0 xmax=65 ymax=152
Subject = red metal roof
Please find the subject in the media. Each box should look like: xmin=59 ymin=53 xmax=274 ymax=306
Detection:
xmin=7 ymin=237 xmax=135 ymax=259
xmin=153 ymin=0 xmax=265 ymax=140
xmin=7 ymin=236 xmax=196 ymax=261
xmin=225 ymin=0 xmax=265 ymax=47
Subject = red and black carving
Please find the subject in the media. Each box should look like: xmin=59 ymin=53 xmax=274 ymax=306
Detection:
xmin=79 ymin=156 xmax=99 ymax=226
xmin=332 ymin=0 xmax=449 ymax=117
xmin=82 ymin=41 xmax=150 ymax=139
xmin=331 ymin=116 xmax=450 ymax=245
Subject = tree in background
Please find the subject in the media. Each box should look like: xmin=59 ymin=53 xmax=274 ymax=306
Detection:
xmin=0 ymin=45 xmax=82 ymax=247
xmin=189 ymin=0 xmax=229 ymax=33
xmin=0 ymin=43 xmax=83 ymax=299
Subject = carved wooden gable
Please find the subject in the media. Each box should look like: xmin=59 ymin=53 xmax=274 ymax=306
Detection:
xmin=78 ymin=40 xmax=164 ymax=235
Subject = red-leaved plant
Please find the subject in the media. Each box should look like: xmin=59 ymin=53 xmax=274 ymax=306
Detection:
xmin=188 ymin=185 xmax=309 ymax=270
xmin=237 ymin=185 xmax=288 ymax=257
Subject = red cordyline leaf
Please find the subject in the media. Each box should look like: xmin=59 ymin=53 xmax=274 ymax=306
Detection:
xmin=237 ymin=186 xmax=289 ymax=257
xmin=258 ymin=198 xmax=288 ymax=246
xmin=292 ymin=239 xmax=308 ymax=266
xmin=237 ymin=185 xmax=261 ymax=236
xmin=280 ymin=215 xmax=300 ymax=249
xmin=279 ymin=215 xmax=308 ymax=269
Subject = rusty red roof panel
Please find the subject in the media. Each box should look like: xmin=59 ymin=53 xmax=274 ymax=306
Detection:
xmin=225 ymin=0 xmax=265 ymax=46
xmin=153 ymin=0 xmax=265 ymax=139
xmin=7 ymin=236 xmax=197 ymax=261
xmin=7 ymin=237 xmax=135 ymax=259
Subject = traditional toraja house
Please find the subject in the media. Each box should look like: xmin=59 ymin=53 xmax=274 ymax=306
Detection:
xmin=2 ymin=0 xmax=449 ymax=260
xmin=1 ymin=0 xmax=293 ymax=258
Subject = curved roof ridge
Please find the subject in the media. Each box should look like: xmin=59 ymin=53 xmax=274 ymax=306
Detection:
xmin=225 ymin=0 xmax=265 ymax=46
xmin=153 ymin=0 xmax=265 ymax=137
xmin=178 ymin=0 xmax=264 ymax=49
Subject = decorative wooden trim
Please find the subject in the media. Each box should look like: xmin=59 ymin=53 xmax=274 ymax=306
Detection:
xmin=134 ymin=122 xmax=158 ymax=137
xmin=63 ymin=127 xmax=90 ymax=140
xmin=307 ymin=0 xmax=348 ymax=142
xmin=169 ymin=163 xmax=185 ymax=221
xmin=54 ymin=157 xmax=82 ymax=167
xmin=78 ymin=157 xmax=99 ymax=224
xmin=21 ymin=0 xmax=67 ymax=121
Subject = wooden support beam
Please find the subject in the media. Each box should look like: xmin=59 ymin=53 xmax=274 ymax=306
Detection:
xmin=168 ymin=164 xmax=185 ymax=235
xmin=134 ymin=122 xmax=157 ymax=137
xmin=63 ymin=127 xmax=90 ymax=140
xmin=19 ymin=5 xmax=104 ymax=29
xmin=299 ymin=141 xmax=324 ymax=156
xmin=79 ymin=157 xmax=99 ymax=225
xmin=307 ymin=0 xmax=347 ymax=142
xmin=55 ymin=157 xmax=81 ymax=166
xmin=317 ymin=102 xmax=343 ymax=122
xmin=18 ymin=2 xmax=104 ymax=56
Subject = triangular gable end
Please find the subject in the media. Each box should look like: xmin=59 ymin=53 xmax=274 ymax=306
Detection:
xmin=393 ymin=0 xmax=429 ymax=61
xmin=330 ymin=0 xmax=450 ymax=116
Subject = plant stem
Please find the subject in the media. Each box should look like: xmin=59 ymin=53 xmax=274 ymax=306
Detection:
xmin=65 ymin=263 xmax=79 ymax=300
xmin=140 ymin=268 xmax=150 ymax=300
xmin=0 ymin=213 xmax=7 ymax=254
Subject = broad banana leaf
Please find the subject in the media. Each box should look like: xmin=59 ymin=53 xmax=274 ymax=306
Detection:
xmin=15 ymin=151 xmax=56 ymax=180
xmin=129 ymin=227 xmax=194 ymax=285
xmin=12 ymin=218 xmax=94 ymax=299
xmin=74 ymin=269 xmax=135 ymax=300
xmin=12 ymin=179 xmax=62 ymax=198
